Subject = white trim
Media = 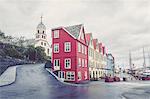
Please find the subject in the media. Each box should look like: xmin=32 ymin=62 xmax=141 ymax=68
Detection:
xmin=78 ymin=25 xmax=84 ymax=40
xmin=78 ymin=71 xmax=82 ymax=81
xmin=64 ymin=58 xmax=71 ymax=69
xmin=54 ymin=59 xmax=60 ymax=66
xmin=66 ymin=71 xmax=75 ymax=81
xmin=64 ymin=42 xmax=71 ymax=52
xmin=85 ymin=59 xmax=87 ymax=67
xmin=51 ymin=24 xmax=83 ymax=40
xmin=84 ymin=71 xmax=87 ymax=79
xmin=54 ymin=59 xmax=60 ymax=70
xmin=78 ymin=42 xmax=81 ymax=52
xmin=58 ymin=71 xmax=65 ymax=79
xmin=78 ymin=58 xmax=81 ymax=67
xmin=82 ymin=58 xmax=84 ymax=67
xmin=53 ymin=30 xmax=59 ymax=38
xmin=53 ymin=43 xmax=59 ymax=53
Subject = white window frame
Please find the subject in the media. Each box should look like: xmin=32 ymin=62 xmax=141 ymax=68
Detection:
xmin=85 ymin=59 xmax=87 ymax=67
xmin=82 ymin=59 xmax=84 ymax=67
xmin=85 ymin=46 xmax=87 ymax=55
xmin=54 ymin=30 xmax=59 ymax=38
xmin=82 ymin=45 xmax=84 ymax=54
xmin=54 ymin=59 xmax=60 ymax=67
xmin=64 ymin=58 xmax=71 ymax=69
xmin=78 ymin=43 xmax=81 ymax=52
xmin=64 ymin=42 xmax=71 ymax=52
xmin=66 ymin=71 xmax=75 ymax=81
xmin=78 ymin=58 xmax=81 ymax=67
xmin=78 ymin=71 xmax=82 ymax=80
xmin=58 ymin=71 xmax=65 ymax=79
xmin=85 ymin=71 xmax=87 ymax=79
xmin=54 ymin=43 xmax=59 ymax=53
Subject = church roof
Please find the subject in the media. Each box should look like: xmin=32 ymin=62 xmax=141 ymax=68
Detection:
xmin=64 ymin=24 xmax=83 ymax=38
xmin=37 ymin=22 xmax=46 ymax=30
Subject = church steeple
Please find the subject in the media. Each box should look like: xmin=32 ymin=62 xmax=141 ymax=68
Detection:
xmin=40 ymin=15 xmax=43 ymax=23
xmin=36 ymin=16 xmax=47 ymax=40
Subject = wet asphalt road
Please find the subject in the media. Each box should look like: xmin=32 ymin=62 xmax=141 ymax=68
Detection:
xmin=0 ymin=64 xmax=150 ymax=99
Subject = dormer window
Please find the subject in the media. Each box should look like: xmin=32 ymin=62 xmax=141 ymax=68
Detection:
xmin=54 ymin=30 xmax=59 ymax=38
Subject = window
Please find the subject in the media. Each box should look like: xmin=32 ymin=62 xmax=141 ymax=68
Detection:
xmin=65 ymin=58 xmax=71 ymax=69
xmin=36 ymin=35 xmax=39 ymax=38
xmin=78 ymin=58 xmax=81 ymax=67
xmin=44 ymin=36 xmax=46 ymax=39
xmin=41 ymin=42 xmax=43 ymax=45
xmin=82 ymin=45 xmax=84 ymax=54
xmin=44 ymin=43 xmax=46 ymax=46
xmin=54 ymin=43 xmax=59 ymax=53
xmin=38 ymin=30 xmax=39 ymax=33
xmin=54 ymin=59 xmax=60 ymax=67
xmin=66 ymin=71 xmax=75 ymax=81
xmin=78 ymin=43 xmax=81 ymax=52
xmin=64 ymin=42 xmax=71 ymax=52
xmin=54 ymin=30 xmax=59 ymax=38
xmin=42 ymin=35 xmax=44 ymax=38
xmin=43 ymin=31 xmax=44 ymax=34
xmin=85 ymin=59 xmax=87 ymax=67
xmin=85 ymin=71 xmax=87 ymax=79
xmin=58 ymin=71 xmax=65 ymax=79
xmin=47 ymin=48 xmax=49 ymax=54
xmin=85 ymin=46 xmax=87 ymax=55
xmin=78 ymin=71 xmax=82 ymax=80
xmin=82 ymin=59 xmax=84 ymax=67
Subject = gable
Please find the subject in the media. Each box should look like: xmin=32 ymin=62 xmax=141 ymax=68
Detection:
xmin=78 ymin=26 xmax=87 ymax=45
xmin=89 ymin=34 xmax=94 ymax=48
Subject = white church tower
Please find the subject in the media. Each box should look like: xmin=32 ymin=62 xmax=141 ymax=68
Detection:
xmin=35 ymin=16 xmax=51 ymax=56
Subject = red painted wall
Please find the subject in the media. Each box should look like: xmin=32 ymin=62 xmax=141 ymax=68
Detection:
xmin=52 ymin=28 xmax=89 ymax=83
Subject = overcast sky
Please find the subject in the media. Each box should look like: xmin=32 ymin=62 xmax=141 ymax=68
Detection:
xmin=0 ymin=0 xmax=150 ymax=67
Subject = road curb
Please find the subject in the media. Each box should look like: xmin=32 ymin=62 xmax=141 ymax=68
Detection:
xmin=45 ymin=68 xmax=89 ymax=87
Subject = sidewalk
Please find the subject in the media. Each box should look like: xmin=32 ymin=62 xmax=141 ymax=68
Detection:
xmin=0 ymin=66 xmax=17 ymax=87
xmin=46 ymin=68 xmax=89 ymax=86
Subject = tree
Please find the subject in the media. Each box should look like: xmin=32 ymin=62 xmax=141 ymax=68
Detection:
xmin=4 ymin=46 xmax=24 ymax=59
xmin=35 ymin=46 xmax=47 ymax=62
xmin=23 ymin=45 xmax=36 ymax=61
xmin=23 ymin=45 xmax=47 ymax=62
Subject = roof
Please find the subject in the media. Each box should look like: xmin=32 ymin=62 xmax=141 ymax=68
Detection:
xmin=37 ymin=22 xmax=46 ymax=30
xmin=64 ymin=24 xmax=83 ymax=38
xmin=85 ymin=33 xmax=92 ymax=45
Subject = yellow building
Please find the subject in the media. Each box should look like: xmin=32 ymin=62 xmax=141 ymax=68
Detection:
xmin=86 ymin=33 xmax=106 ymax=80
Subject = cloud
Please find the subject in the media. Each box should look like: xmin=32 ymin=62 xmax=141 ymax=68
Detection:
xmin=0 ymin=0 xmax=150 ymax=66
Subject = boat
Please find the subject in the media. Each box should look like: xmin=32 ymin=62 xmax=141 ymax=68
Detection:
xmin=141 ymin=70 xmax=150 ymax=80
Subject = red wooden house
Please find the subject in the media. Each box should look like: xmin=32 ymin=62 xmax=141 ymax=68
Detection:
xmin=51 ymin=24 xmax=89 ymax=83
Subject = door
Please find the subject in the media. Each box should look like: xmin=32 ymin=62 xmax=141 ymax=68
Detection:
xmin=58 ymin=71 xmax=65 ymax=78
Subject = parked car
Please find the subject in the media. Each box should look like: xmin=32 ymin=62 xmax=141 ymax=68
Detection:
xmin=105 ymin=76 xmax=114 ymax=82
xmin=44 ymin=60 xmax=53 ymax=68
xmin=113 ymin=76 xmax=120 ymax=82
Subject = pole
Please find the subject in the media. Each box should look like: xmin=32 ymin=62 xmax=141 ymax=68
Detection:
xmin=129 ymin=51 xmax=132 ymax=73
xmin=143 ymin=47 xmax=146 ymax=70
xmin=148 ymin=53 xmax=150 ymax=67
